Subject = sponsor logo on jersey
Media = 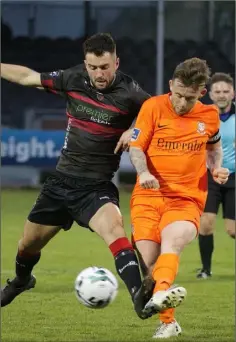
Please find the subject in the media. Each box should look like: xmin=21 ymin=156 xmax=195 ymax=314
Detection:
xmin=49 ymin=71 xmax=60 ymax=77
xmin=131 ymin=128 xmax=141 ymax=141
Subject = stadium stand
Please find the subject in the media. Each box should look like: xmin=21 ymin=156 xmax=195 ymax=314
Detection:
xmin=2 ymin=35 xmax=234 ymax=128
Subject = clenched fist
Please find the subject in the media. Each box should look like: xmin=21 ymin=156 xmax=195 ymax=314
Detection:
xmin=211 ymin=167 xmax=229 ymax=185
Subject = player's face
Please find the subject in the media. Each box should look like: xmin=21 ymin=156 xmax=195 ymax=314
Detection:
xmin=209 ymin=81 xmax=234 ymax=113
xmin=169 ymin=79 xmax=206 ymax=115
xmin=84 ymin=52 xmax=119 ymax=90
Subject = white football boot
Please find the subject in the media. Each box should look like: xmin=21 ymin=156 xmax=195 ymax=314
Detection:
xmin=153 ymin=320 xmax=182 ymax=339
xmin=144 ymin=285 xmax=187 ymax=316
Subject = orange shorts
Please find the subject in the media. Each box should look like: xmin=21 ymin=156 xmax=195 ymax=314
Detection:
xmin=131 ymin=196 xmax=202 ymax=244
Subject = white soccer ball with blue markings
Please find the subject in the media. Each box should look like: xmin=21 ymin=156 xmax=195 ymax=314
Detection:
xmin=75 ymin=266 xmax=118 ymax=309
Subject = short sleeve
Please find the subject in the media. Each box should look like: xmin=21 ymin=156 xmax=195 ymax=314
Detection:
xmin=129 ymin=97 xmax=156 ymax=152
xmin=40 ymin=69 xmax=71 ymax=92
xmin=207 ymin=130 xmax=221 ymax=144
xmin=207 ymin=108 xmax=221 ymax=144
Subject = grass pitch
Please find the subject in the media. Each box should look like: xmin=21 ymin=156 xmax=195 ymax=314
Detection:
xmin=1 ymin=189 xmax=234 ymax=342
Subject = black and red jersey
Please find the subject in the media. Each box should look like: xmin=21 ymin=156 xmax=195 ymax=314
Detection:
xmin=41 ymin=64 xmax=150 ymax=180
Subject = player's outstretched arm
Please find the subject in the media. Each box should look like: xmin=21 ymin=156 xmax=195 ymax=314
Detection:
xmin=1 ymin=63 xmax=41 ymax=87
xmin=130 ymin=146 xmax=159 ymax=189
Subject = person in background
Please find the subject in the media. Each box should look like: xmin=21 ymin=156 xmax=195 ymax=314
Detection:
xmin=197 ymin=72 xmax=235 ymax=279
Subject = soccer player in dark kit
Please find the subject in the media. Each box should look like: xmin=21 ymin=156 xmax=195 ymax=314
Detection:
xmin=1 ymin=33 xmax=152 ymax=318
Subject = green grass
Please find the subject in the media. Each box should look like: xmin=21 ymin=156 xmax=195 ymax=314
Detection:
xmin=1 ymin=189 xmax=235 ymax=342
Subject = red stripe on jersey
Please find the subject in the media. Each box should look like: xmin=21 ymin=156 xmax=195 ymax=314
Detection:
xmin=47 ymin=89 xmax=58 ymax=94
xmin=67 ymin=112 xmax=125 ymax=136
xmin=67 ymin=91 xmax=128 ymax=115
xmin=42 ymin=79 xmax=54 ymax=88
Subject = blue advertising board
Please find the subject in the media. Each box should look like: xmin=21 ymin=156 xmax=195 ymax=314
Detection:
xmin=1 ymin=129 xmax=65 ymax=167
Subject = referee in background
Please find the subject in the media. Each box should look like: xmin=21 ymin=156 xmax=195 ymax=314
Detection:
xmin=197 ymin=72 xmax=235 ymax=279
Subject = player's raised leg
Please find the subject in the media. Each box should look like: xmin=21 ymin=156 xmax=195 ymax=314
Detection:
xmin=130 ymin=180 xmax=202 ymax=336
xmin=1 ymin=220 xmax=61 ymax=307
xmin=89 ymin=202 xmax=150 ymax=319
xmin=144 ymin=220 xmax=196 ymax=317
xmin=134 ymin=239 xmax=181 ymax=338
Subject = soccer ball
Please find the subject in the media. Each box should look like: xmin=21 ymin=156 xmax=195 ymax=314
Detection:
xmin=75 ymin=266 xmax=118 ymax=309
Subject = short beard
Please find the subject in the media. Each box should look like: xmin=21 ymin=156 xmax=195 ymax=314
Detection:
xmin=90 ymin=74 xmax=116 ymax=90
xmin=218 ymin=102 xmax=231 ymax=114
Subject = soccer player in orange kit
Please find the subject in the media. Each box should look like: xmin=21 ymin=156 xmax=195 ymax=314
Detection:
xmin=129 ymin=58 xmax=229 ymax=338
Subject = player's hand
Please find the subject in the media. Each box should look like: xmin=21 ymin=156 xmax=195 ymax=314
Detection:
xmin=211 ymin=167 xmax=229 ymax=185
xmin=114 ymin=129 xmax=133 ymax=154
xmin=139 ymin=171 xmax=160 ymax=189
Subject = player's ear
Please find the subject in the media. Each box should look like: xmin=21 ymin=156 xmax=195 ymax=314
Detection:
xmin=116 ymin=57 xmax=120 ymax=70
xmin=169 ymin=80 xmax=173 ymax=92
xmin=199 ymin=88 xmax=207 ymax=98
xmin=231 ymin=89 xmax=235 ymax=100
xmin=84 ymin=60 xmax=88 ymax=69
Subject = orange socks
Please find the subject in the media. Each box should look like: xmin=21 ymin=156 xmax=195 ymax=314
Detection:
xmin=160 ymin=308 xmax=175 ymax=324
xmin=152 ymin=253 xmax=179 ymax=291
xmin=152 ymin=253 xmax=179 ymax=324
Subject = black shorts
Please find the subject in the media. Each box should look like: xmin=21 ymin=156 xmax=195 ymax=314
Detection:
xmin=28 ymin=172 xmax=119 ymax=230
xmin=204 ymin=170 xmax=235 ymax=220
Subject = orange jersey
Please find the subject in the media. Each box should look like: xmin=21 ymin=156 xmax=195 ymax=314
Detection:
xmin=130 ymin=94 xmax=220 ymax=210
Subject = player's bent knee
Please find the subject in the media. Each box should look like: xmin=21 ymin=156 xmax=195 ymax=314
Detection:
xmin=200 ymin=213 xmax=216 ymax=235
xmin=224 ymin=219 xmax=235 ymax=239
xmin=169 ymin=236 xmax=192 ymax=254
xmin=18 ymin=239 xmax=40 ymax=254
xmin=161 ymin=221 xmax=196 ymax=254
xmin=228 ymin=231 xmax=235 ymax=239
xmin=89 ymin=203 xmax=125 ymax=245
xmin=226 ymin=227 xmax=235 ymax=239
xmin=19 ymin=220 xmax=61 ymax=253
xmin=104 ymin=219 xmax=124 ymax=239
xmin=97 ymin=221 xmax=125 ymax=245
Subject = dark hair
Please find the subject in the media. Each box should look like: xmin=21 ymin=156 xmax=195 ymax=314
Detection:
xmin=209 ymin=72 xmax=234 ymax=89
xmin=172 ymin=57 xmax=211 ymax=88
xmin=83 ymin=33 xmax=116 ymax=57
